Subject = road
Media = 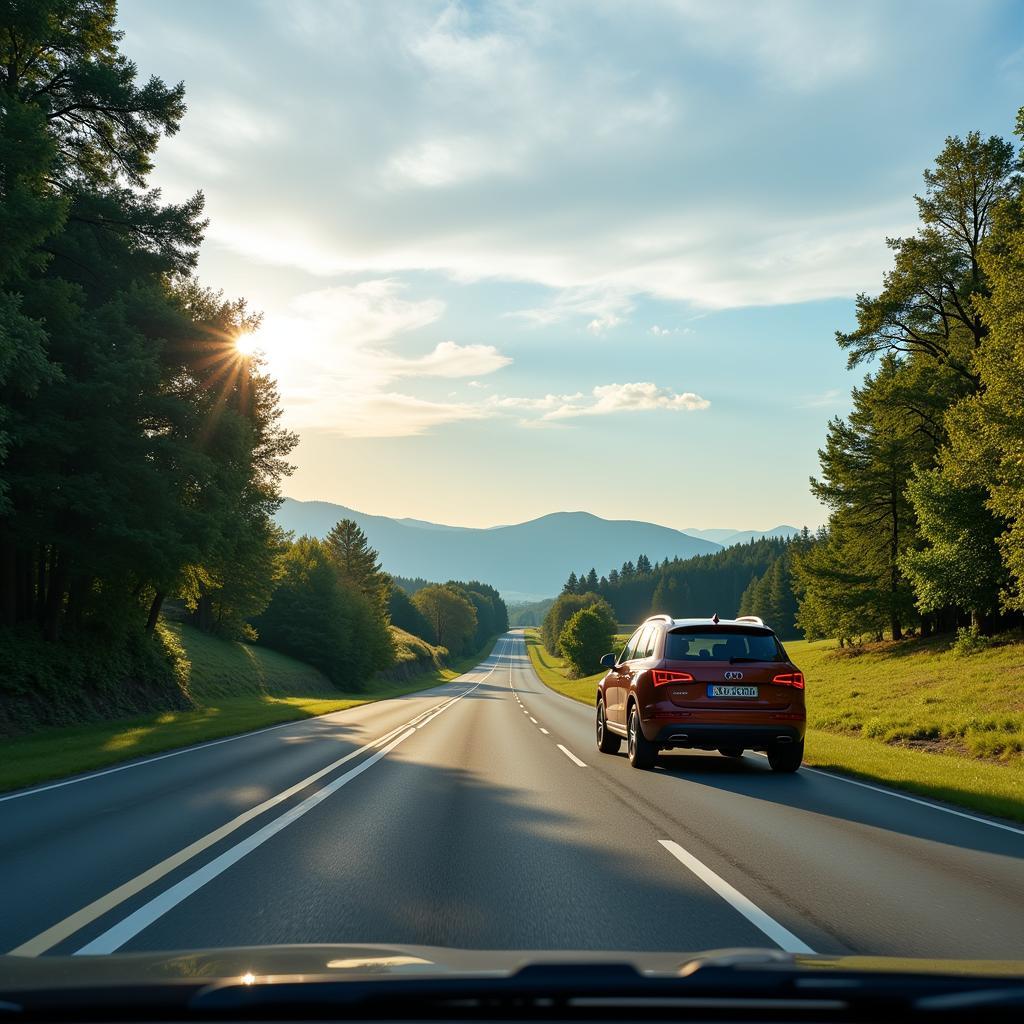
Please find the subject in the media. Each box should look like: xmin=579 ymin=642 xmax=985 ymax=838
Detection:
xmin=2 ymin=631 xmax=1023 ymax=960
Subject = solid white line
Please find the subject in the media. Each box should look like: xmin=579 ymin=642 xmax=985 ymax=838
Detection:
xmin=13 ymin=640 xmax=507 ymax=956
xmin=76 ymin=728 xmax=416 ymax=954
xmin=801 ymin=765 xmax=1024 ymax=837
xmin=539 ymin=728 xmax=549 ymax=735
xmin=0 ymin=659 xmax=498 ymax=806
xmin=557 ymin=744 xmax=587 ymax=767
xmin=74 ymin=656 xmax=503 ymax=957
xmin=658 ymin=840 xmax=814 ymax=954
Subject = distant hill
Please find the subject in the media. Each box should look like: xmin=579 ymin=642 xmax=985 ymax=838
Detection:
xmin=683 ymin=525 xmax=800 ymax=546
xmin=276 ymin=499 xmax=722 ymax=601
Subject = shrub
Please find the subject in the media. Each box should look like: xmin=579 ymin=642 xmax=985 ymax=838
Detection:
xmin=559 ymin=606 xmax=614 ymax=678
xmin=542 ymin=592 xmax=616 ymax=655
xmin=952 ymin=624 xmax=993 ymax=656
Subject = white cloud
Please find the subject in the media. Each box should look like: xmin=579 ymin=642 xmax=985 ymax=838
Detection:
xmin=649 ymin=324 xmax=694 ymax=336
xmin=373 ymin=340 xmax=512 ymax=378
xmin=137 ymin=0 xmax=948 ymax=318
xmin=543 ymin=382 xmax=710 ymax=419
xmin=252 ymin=280 xmax=510 ymax=436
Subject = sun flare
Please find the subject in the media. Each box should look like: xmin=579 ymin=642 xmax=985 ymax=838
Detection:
xmin=235 ymin=333 xmax=259 ymax=357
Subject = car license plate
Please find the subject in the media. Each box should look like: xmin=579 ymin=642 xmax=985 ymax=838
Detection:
xmin=708 ymin=685 xmax=758 ymax=698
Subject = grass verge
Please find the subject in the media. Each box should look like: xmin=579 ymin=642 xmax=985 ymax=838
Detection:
xmin=1 ymin=627 xmax=498 ymax=795
xmin=523 ymin=629 xmax=606 ymax=703
xmin=525 ymin=630 xmax=1024 ymax=822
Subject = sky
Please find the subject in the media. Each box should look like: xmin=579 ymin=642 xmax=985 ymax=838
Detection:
xmin=118 ymin=0 xmax=1024 ymax=531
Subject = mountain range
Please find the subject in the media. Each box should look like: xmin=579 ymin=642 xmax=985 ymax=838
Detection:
xmin=275 ymin=498 xmax=799 ymax=601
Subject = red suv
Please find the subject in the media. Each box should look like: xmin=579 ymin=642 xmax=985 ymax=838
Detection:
xmin=595 ymin=614 xmax=806 ymax=772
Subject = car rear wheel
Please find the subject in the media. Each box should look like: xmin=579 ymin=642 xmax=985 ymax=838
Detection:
xmin=767 ymin=739 xmax=804 ymax=773
xmin=596 ymin=699 xmax=621 ymax=754
xmin=718 ymin=747 xmax=744 ymax=759
xmin=627 ymin=705 xmax=657 ymax=769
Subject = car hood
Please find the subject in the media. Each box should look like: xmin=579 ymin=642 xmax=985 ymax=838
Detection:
xmin=2 ymin=943 xmax=1023 ymax=990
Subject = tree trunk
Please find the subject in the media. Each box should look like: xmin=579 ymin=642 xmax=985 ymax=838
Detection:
xmin=145 ymin=590 xmax=165 ymax=635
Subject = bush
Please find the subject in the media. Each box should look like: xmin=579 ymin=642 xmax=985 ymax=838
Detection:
xmin=952 ymin=624 xmax=993 ymax=656
xmin=0 ymin=622 xmax=190 ymax=736
xmin=542 ymin=591 xmax=616 ymax=655
xmin=559 ymin=606 xmax=614 ymax=678
xmin=252 ymin=536 xmax=394 ymax=688
xmin=412 ymin=584 xmax=477 ymax=654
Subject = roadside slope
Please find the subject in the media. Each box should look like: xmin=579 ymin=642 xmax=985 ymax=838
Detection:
xmin=1 ymin=624 xmax=486 ymax=794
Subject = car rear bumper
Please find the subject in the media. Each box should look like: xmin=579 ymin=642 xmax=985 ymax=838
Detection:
xmin=649 ymin=722 xmax=804 ymax=750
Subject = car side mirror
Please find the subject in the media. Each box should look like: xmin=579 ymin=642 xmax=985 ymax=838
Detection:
xmin=600 ymin=653 xmax=617 ymax=670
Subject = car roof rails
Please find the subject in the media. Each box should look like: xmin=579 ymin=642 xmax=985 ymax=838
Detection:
xmin=734 ymin=615 xmax=765 ymax=626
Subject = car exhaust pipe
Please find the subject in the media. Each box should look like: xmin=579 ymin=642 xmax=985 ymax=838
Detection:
xmin=775 ymin=735 xmax=792 ymax=743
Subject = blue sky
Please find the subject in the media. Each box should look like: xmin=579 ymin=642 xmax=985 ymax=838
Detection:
xmin=118 ymin=0 xmax=1024 ymax=529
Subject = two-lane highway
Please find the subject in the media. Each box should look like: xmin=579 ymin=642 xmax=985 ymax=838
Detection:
xmin=2 ymin=632 xmax=1023 ymax=959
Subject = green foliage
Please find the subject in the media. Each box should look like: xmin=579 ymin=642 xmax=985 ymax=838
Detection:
xmin=412 ymin=584 xmax=478 ymax=654
xmin=508 ymin=597 xmax=554 ymax=627
xmin=389 ymin=585 xmax=433 ymax=639
xmin=252 ymin=537 xmax=393 ymax=688
xmin=558 ymin=605 xmax=614 ymax=677
xmin=0 ymin=621 xmax=188 ymax=735
xmin=738 ymin=553 xmax=799 ymax=637
xmin=943 ymin=156 xmax=1024 ymax=611
xmin=598 ymin=537 xmax=789 ymax=627
xmin=324 ymin=518 xmax=391 ymax=613
xmin=900 ymin=469 xmax=1006 ymax=622
xmin=445 ymin=579 xmax=508 ymax=648
xmin=542 ymin=591 xmax=615 ymax=655
xmin=951 ymin=624 xmax=995 ymax=657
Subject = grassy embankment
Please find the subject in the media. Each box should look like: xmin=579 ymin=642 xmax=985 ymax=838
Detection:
xmin=525 ymin=628 xmax=1024 ymax=822
xmin=1 ymin=624 xmax=494 ymax=794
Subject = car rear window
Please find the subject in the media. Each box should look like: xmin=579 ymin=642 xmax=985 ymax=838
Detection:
xmin=664 ymin=629 xmax=784 ymax=662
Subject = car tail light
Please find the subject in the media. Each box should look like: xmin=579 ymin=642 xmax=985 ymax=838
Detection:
xmin=652 ymin=670 xmax=694 ymax=685
xmin=772 ymin=672 xmax=805 ymax=689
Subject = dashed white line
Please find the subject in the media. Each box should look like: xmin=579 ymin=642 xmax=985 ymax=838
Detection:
xmin=529 ymin=717 xmax=538 ymax=724
xmin=659 ymin=840 xmax=814 ymax=954
xmin=557 ymin=744 xmax=587 ymax=767
xmin=539 ymin=728 xmax=549 ymax=735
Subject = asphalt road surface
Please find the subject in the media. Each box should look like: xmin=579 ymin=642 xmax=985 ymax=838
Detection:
xmin=2 ymin=631 xmax=1023 ymax=960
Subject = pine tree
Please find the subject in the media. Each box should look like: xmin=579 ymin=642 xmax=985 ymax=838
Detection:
xmin=563 ymin=571 xmax=579 ymax=594
xmin=636 ymin=554 xmax=652 ymax=574
xmin=585 ymin=567 xmax=599 ymax=590
xmin=324 ymin=519 xmax=391 ymax=612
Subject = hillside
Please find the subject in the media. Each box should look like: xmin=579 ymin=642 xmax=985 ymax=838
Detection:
xmin=277 ymin=499 xmax=722 ymax=599
xmin=2 ymin=622 xmax=464 ymax=793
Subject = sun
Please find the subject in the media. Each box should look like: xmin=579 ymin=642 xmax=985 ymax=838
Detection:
xmin=235 ymin=332 xmax=259 ymax=357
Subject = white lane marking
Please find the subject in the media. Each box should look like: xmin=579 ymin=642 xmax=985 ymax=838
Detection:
xmin=76 ymin=728 xmax=415 ymax=954
xmin=658 ymin=840 xmax=815 ymax=954
xmin=12 ymin=640 xmax=508 ymax=957
xmin=802 ymin=764 xmax=1024 ymax=837
xmin=558 ymin=744 xmax=587 ymax=767
xmin=74 ymin=657 xmax=503 ymax=957
xmin=529 ymin=717 xmax=538 ymax=724
xmin=0 ymin=654 xmax=502 ymax=806
xmin=539 ymin=728 xmax=549 ymax=735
